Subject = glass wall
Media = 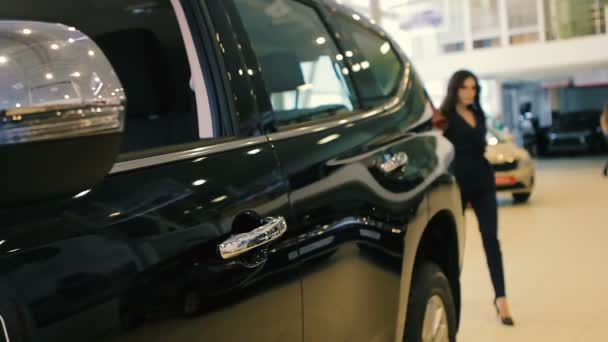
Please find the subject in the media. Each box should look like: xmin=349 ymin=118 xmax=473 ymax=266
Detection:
xmin=339 ymin=0 xmax=608 ymax=58
xmin=544 ymin=0 xmax=608 ymax=40
xmin=471 ymin=0 xmax=502 ymax=49
xmin=507 ymin=0 xmax=541 ymax=44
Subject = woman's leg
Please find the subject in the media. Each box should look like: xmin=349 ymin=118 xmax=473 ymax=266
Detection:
xmin=471 ymin=188 xmax=506 ymax=298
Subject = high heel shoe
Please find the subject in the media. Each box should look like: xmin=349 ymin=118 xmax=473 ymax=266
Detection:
xmin=494 ymin=300 xmax=515 ymax=326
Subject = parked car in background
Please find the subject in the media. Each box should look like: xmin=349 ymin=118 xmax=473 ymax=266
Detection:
xmin=545 ymin=110 xmax=606 ymax=154
xmin=486 ymin=127 xmax=535 ymax=203
xmin=0 ymin=1 xmax=465 ymax=342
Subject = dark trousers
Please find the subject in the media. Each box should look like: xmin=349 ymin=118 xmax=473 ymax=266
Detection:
xmin=460 ymin=181 xmax=506 ymax=299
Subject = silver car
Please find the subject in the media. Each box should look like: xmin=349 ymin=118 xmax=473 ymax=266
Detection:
xmin=486 ymin=127 xmax=535 ymax=203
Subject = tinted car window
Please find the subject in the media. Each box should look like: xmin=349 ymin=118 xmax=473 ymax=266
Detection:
xmin=232 ymin=0 xmax=356 ymax=127
xmin=333 ymin=15 xmax=403 ymax=107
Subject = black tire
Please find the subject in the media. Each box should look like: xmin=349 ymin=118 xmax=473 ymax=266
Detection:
xmin=404 ymin=262 xmax=456 ymax=342
xmin=513 ymin=193 xmax=531 ymax=203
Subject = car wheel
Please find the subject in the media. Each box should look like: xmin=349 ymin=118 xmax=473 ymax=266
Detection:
xmin=513 ymin=193 xmax=531 ymax=203
xmin=404 ymin=262 xmax=456 ymax=342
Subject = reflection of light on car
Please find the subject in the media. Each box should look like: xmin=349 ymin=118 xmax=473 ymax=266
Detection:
xmin=192 ymin=179 xmax=206 ymax=186
xmin=0 ymin=56 xmax=7 ymax=64
xmin=317 ymin=134 xmax=340 ymax=145
xmin=22 ymin=28 xmax=32 ymax=35
xmin=211 ymin=195 xmax=228 ymax=203
xmin=352 ymin=14 xmax=361 ymax=21
xmin=109 ymin=211 xmax=121 ymax=218
xmin=0 ymin=240 xmax=5 ymax=246
xmin=247 ymin=148 xmax=262 ymax=155
xmin=74 ymin=189 xmax=91 ymax=198
xmin=488 ymin=137 xmax=499 ymax=146
xmin=88 ymin=50 xmax=95 ymax=57
xmin=45 ymin=73 xmax=54 ymax=80
xmin=380 ymin=42 xmax=391 ymax=55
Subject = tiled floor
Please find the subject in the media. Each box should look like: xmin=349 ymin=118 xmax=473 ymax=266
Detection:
xmin=458 ymin=157 xmax=608 ymax=342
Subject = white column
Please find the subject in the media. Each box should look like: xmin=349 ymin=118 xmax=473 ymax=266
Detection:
xmin=370 ymin=0 xmax=381 ymax=25
xmin=498 ymin=0 xmax=510 ymax=46
xmin=605 ymin=4 xmax=608 ymax=34
xmin=537 ymin=0 xmax=547 ymax=42
xmin=464 ymin=0 xmax=473 ymax=51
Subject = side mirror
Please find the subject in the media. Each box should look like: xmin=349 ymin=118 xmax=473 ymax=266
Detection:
xmin=0 ymin=21 xmax=125 ymax=206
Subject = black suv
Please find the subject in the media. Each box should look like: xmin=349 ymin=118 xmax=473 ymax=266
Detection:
xmin=0 ymin=1 xmax=464 ymax=341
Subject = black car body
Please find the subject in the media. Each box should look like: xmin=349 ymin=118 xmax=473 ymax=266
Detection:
xmin=546 ymin=110 xmax=606 ymax=154
xmin=0 ymin=1 xmax=464 ymax=341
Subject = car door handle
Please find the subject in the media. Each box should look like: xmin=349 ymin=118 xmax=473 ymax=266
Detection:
xmin=378 ymin=152 xmax=409 ymax=173
xmin=218 ymin=216 xmax=287 ymax=259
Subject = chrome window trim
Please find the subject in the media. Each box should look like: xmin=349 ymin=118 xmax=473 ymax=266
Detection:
xmin=110 ymin=136 xmax=268 ymax=174
xmin=266 ymin=64 xmax=418 ymax=142
xmin=171 ymin=0 xmax=215 ymax=139
xmin=0 ymin=314 xmax=9 ymax=342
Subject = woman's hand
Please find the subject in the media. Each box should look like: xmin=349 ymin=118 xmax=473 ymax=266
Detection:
xmin=432 ymin=108 xmax=448 ymax=131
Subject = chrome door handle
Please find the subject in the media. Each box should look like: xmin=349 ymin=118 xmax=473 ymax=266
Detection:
xmin=219 ymin=216 xmax=287 ymax=259
xmin=378 ymin=152 xmax=408 ymax=173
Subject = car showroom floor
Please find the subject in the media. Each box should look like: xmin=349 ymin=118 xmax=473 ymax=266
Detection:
xmin=458 ymin=157 xmax=608 ymax=341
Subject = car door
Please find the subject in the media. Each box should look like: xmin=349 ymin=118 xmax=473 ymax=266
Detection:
xmin=222 ymin=1 xmax=445 ymax=341
xmin=0 ymin=0 xmax=302 ymax=341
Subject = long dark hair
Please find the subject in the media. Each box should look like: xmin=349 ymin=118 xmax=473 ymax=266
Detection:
xmin=440 ymin=70 xmax=484 ymax=115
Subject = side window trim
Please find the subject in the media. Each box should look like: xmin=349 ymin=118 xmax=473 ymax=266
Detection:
xmin=110 ymin=136 xmax=268 ymax=174
xmin=172 ymin=0 xmax=214 ymax=139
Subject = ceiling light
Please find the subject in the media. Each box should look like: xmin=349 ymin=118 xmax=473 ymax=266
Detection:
xmin=45 ymin=73 xmax=54 ymax=80
xmin=316 ymin=37 xmax=326 ymax=45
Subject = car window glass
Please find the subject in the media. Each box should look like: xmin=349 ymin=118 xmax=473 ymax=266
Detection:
xmin=333 ymin=15 xmax=403 ymax=107
xmin=232 ymin=0 xmax=357 ymax=127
